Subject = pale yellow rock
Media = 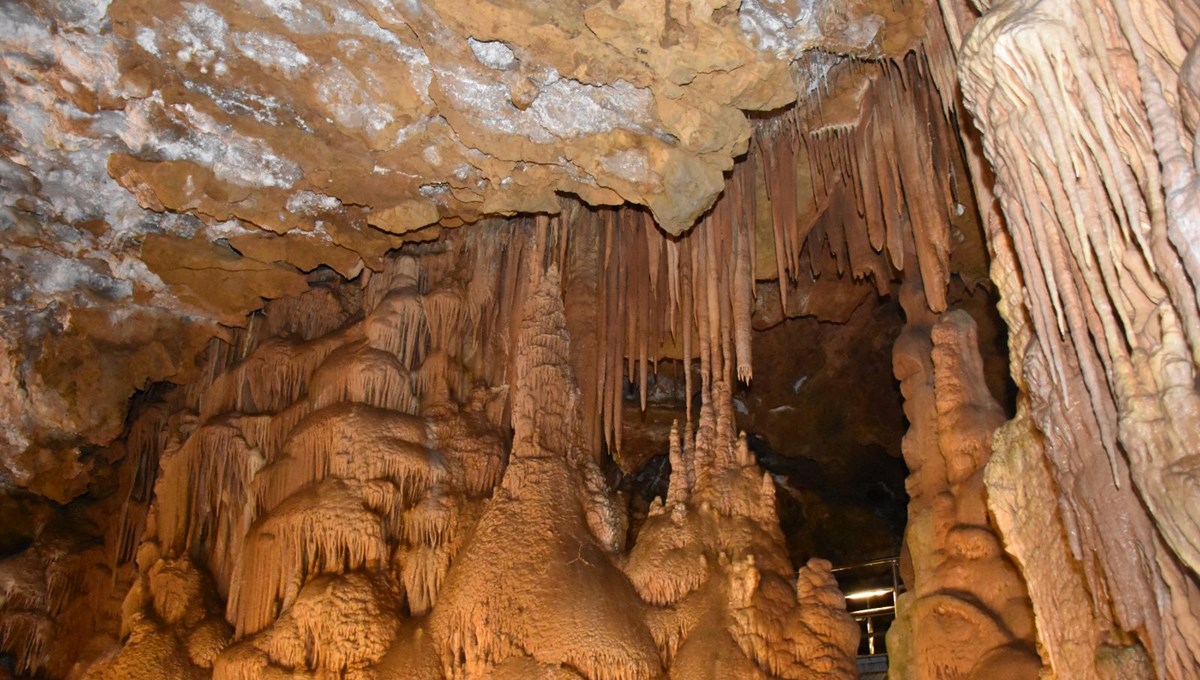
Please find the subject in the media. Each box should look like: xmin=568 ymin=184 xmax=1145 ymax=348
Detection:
xmin=368 ymin=201 xmax=443 ymax=235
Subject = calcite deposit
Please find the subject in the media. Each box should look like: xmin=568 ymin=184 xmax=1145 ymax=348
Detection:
xmin=887 ymin=286 xmax=1039 ymax=679
xmin=38 ymin=219 xmax=859 ymax=679
xmin=3 ymin=0 xmax=1200 ymax=678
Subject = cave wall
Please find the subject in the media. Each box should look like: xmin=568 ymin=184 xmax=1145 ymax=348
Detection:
xmin=927 ymin=0 xmax=1200 ymax=677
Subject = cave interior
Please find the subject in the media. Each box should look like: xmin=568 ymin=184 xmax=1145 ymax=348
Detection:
xmin=2 ymin=0 xmax=1200 ymax=679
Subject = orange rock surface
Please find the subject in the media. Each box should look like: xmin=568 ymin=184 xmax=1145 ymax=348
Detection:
xmin=2 ymin=0 xmax=1200 ymax=678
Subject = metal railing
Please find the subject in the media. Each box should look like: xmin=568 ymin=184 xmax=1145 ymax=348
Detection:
xmin=831 ymin=556 xmax=903 ymax=657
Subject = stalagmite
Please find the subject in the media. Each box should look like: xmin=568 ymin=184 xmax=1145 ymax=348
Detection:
xmin=887 ymin=286 xmax=1041 ymax=679
xmin=625 ymin=402 xmax=859 ymax=679
xmin=430 ymin=263 xmax=661 ymax=680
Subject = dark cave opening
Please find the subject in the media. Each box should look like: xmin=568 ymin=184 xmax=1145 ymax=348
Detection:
xmin=615 ymin=274 xmax=1013 ymax=572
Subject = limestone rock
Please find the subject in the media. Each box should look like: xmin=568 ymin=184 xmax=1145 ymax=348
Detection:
xmin=886 ymin=294 xmax=1041 ymax=680
xmin=0 ymin=0 xmax=927 ymax=475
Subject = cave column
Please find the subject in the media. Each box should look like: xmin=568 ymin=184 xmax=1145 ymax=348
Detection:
xmin=887 ymin=281 xmax=1040 ymax=679
xmin=942 ymin=0 xmax=1200 ymax=676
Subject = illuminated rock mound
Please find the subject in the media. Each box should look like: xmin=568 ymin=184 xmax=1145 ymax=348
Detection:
xmin=625 ymin=412 xmax=859 ymax=679
xmin=66 ymin=224 xmax=857 ymax=679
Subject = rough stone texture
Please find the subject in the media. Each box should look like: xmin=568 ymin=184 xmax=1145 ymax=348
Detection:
xmin=0 ymin=0 xmax=928 ymax=486
xmin=886 ymin=288 xmax=1040 ymax=679
xmin=938 ymin=0 xmax=1200 ymax=676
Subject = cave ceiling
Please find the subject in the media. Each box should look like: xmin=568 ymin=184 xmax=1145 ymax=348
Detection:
xmin=0 ymin=0 xmax=928 ymax=489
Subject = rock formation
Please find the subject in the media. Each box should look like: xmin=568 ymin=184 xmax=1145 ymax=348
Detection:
xmin=8 ymin=217 xmax=856 ymax=679
xmin=938 ymin=0 xmax=1200 ymax=676
xmin=626 ymin=419 xmax=860 ymax=680
xmin=3 ymin=0 xmax=1200 ymax=678
xmin=887 ymin=284 xmax=1040 ymax=679
xmin=428 ymin=265 xmax=663 ymax=680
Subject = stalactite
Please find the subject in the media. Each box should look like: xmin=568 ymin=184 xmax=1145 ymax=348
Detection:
xmin=252 ymin=403 xmax=438 ymax=517
xmin=758 ymin=121 xmax=795 ymax=314
xmin=733 ymin=165 xmax=755 ymax=385
xmin=636 ymin=214 xmax=651 ymax=412
xmin=200 ymin=332 xmax=350 ymax=422
xmin=365 ymin=290 xmax=429 ymax=371
xmin=155 ymin=423 xmax=261 ymax=599
xmin=713 ymin=194 xmax=735 ymax=389
xmin=0 ymin=614 xmax=50 ymax=676
xmin=680 ymin=238 xmax=694 ymax=441
xmin=612 ymin=214 xmax=626 ymax=456
xmin=111 ymin=403 xmax=170 ymax=566
xmin=947 ymin=0 xmax=1200 ymax=674
xmin=0 ymin=535 xmax=109 ymax=677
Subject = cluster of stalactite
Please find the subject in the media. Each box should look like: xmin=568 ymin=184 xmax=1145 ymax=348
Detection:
xmin=57 ymin=206 xmax=859 ymax=678
xmin=565 ymin=199 xmax=760 ymax=462
xmin=561 ymin=44 xmax=980 ymax=460
xmin=0 ymin=387 xmax=208 ymax=677
xmin=0 ymin=519 xmax=110 ymax=678
xmin=924 ymin=0 xmax=1200 ymax=678
xmin=753 ymin=38 xmax=981 ymax=314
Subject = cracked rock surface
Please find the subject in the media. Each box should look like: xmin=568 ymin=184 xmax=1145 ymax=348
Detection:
xmin=0 ymin=0 xmax=923 ymax=486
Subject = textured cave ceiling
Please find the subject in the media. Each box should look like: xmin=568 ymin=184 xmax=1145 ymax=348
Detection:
xmin=0 ymin=0 xmax=933 ymax=491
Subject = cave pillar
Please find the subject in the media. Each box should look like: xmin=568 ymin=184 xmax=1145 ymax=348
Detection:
xmin=887 ymin=282 xmax=1040 ymax=679
xmin=943 ymin=0 xmax=1200 ymax=676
